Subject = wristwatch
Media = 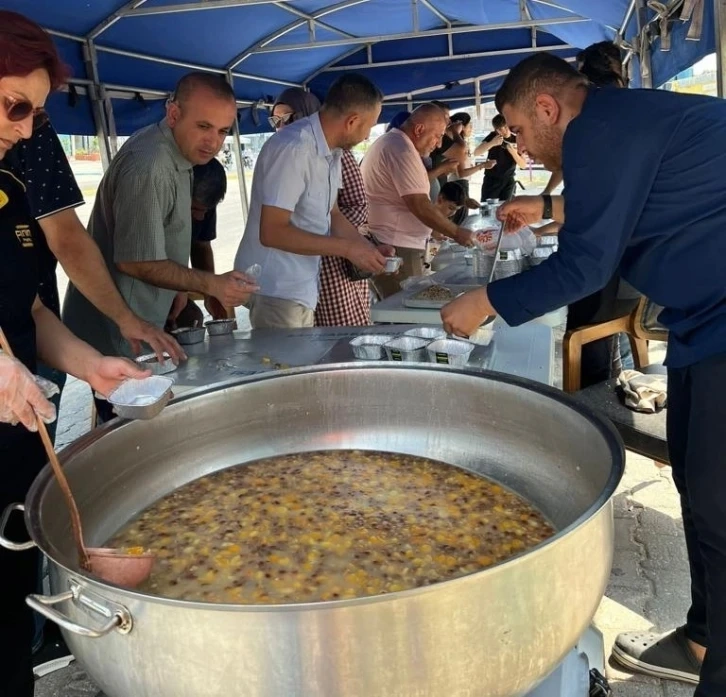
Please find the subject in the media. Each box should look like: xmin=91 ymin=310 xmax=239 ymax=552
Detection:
xmin=541 ymin=194 xmax=553 ymax=220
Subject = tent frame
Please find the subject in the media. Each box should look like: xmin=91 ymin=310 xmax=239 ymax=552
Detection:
xmin=44 ymin=0 xmax=726 ymax=221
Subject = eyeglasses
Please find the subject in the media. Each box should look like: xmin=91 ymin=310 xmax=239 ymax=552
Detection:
xmin=268 ymin=112 xmax=294 ymax=130
xmin=2 ymin=96 xmax=48 ymax=130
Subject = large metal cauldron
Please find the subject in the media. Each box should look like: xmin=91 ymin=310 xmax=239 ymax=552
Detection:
xmin=16 ymin=364 xmax=623 ymax=697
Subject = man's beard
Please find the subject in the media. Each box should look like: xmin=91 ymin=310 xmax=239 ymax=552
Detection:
xmin=531 ymin=120 xmax=563 ymax=172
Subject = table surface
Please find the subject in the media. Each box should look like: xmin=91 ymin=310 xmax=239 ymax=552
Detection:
xmin=169 ymin=320 xmax=555 ymax=394
xmin=370 ymin=256 xmax=567 ymax=328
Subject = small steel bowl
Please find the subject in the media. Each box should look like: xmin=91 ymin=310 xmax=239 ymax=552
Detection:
xmin=426 ymin=338 xmax=475 ymax=366
xmin=384 ymin=336 xmax=429 ymax=362
xmin=384 ymin=256 xmax=403 ymax=274
xmin=404 ymin=327 xmax=447 ymax=341
xmin=205 ymin=319 xmax=235 ymax=336
xmin=349 ymin=334 xmax=392 ymax=360
xmin=108 ymin=376 xmax=173 ymax=420
xmin=171 ymin=326 xmax=206 ymax=345
xmin=135 ymin=352 xmax=177 ymax=375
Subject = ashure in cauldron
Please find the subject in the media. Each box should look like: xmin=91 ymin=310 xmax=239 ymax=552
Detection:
xmin=3 ymin=364 xmax=623 ymax=697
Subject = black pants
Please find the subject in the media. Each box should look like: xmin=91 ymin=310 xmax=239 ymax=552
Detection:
xmin=566 ymin=276 xmax=639 ymax=388
xmin=668 ymin=352 xmax=726 ymax=696
xmin=481 ymin=175 xmax=515 ymax=202
xmin=0 ymin=435 xmax=46 ymax=696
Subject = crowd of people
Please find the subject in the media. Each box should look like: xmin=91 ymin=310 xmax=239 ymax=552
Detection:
xmin=2 ymin=8 xmax=726 ymax=697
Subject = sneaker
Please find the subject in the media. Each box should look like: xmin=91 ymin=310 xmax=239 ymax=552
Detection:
xmin=611 ymin=626 xmax=702 ymax=685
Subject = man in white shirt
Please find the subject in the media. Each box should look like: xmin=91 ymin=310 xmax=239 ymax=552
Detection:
xmin=235 ymin=74 xmax=391 ymax=329
xmin=361 ymin=104 xmax=474 ymax=298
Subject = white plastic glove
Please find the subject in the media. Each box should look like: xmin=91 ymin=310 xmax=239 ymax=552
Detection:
xmin=0 ymin=355 xmax=56 ymax=431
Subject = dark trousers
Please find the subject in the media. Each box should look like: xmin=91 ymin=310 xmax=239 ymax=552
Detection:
xmin=0 ymin=436 xmax=46 ymax=696
xmin=481 ymin=175 xmax=515 ymax=202
xmin=668 ymin=352 xmax=726 ymax=696
xmin=566 ymin=276 xmax=639 ymax=388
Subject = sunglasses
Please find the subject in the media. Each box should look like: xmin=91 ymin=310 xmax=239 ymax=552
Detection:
xmin=268 ymin=112 xmax=294 ymax=130
xmin=2 ymin=96 xmax=49 ymax=130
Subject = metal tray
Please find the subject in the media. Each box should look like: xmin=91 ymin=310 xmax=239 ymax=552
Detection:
xmin=403 ymin=284 xmax=482 ymax=309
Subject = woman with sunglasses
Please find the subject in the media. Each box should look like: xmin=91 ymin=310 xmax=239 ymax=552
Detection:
xmin=267 ymin=87 xmax=375 ymax=327
xmin=0 ymin=13 xmax=150 ymax=694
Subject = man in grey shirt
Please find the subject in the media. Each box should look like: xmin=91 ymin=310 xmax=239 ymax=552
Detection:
xmin=234 ymin=74 xmax=392 ymax=329
xmin=64 ymin=72 xmax=256 ymax=358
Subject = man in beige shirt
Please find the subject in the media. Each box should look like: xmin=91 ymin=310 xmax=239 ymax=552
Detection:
xmin=361 ymin=104 xmax=474 ymax=298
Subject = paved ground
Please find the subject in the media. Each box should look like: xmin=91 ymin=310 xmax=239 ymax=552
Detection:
xmin=37 ymin=165 xmax=696 ymax=695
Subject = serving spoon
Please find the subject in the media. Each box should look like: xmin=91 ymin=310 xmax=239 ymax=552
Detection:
xmin=0 ymin=327 xmax=153 ymax=588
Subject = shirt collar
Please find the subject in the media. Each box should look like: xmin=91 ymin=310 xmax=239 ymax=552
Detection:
xmin=158 ymin=120 xmax=193 ymax=172
xmin=309 ymin=112 xmax=333 ymax=160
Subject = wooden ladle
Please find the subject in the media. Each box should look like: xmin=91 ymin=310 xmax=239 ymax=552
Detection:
xmin=0 ymin=328 xmax=153 ymax=588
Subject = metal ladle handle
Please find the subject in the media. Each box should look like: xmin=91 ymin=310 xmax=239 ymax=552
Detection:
xmin=0 ymin=327 xmax=91 ymax=571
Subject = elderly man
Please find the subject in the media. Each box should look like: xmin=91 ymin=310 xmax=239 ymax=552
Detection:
xmin=441 ymin=53 xmax=726 ymax=696
xmin=361 ymin=103 xmax=474 ymax=298
xmin=234 ymin=74 xmax=390 ymax=329
xmin=64 ymin=72 xmax=256 ymax=419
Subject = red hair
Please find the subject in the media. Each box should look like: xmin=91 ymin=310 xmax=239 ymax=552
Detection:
xmin=0 ymin=11 xmax=69 ymax=90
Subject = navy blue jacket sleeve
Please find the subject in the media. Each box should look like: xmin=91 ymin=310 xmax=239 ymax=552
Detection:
xmin=487 ymin=111 xmax=664 ymax=326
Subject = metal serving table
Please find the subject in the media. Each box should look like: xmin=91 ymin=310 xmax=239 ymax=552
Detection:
xmin=370 ymin=258 xmax=567 ymax=327
xmin=168 ymin=321 xmax=555 ymax=392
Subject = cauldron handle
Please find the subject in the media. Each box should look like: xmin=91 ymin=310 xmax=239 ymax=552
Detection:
xmin=0 ymin=503 xmax=36 ymax=551
xmin=27 ymin=582 xmax=133 ymax=638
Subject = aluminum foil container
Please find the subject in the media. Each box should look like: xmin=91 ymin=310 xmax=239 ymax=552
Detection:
xmin=108 ymin=376 xmax=173 ymax=420
xmin=493 ymin=249 xmax=524 ymax=281
xmin=467 ymin=326 xmax=495 ymax=347
xmin=404 ymin=327 xmax=447 ymax=341
xmin=135 ymin=352 xmax=177 ymax=375
xmin=426 ymin=339 xmax=475 ymax=366
xmin=205 ymin=319 xmax=235 ymax=336
xmin=171 ymin=326 xmax=206 ymax=345
xmin=349 ymin=334 xmax=392 ymax=360
xmin=529 ymin=247 xmax=555 ymax=267
xmin=537 ymin=235 xmax=559 ymax=248
xmin=384 ymin=256 xmax=402 ymax=273
xmin=384 ymin=336 xmax=429 ymax=362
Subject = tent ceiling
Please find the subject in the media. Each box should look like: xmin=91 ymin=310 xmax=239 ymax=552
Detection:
xmin=4 ymin=0 xmax=715 ymax=135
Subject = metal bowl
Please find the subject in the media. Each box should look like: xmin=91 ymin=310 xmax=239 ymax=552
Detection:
xmin=349 ymin=334 xmax=393 ymax=360
xmin=205 ymin=319 xmax=235 ymax=336
xmin=107 ymin=376 xmax=173 ymax=420
xmin=17 ymin=365 xmax=624 ymax=697
xmin=135 ymin=352 xmax=177 ymax=376
xmin=426 ymin=338 xmax=475 ymax=366
xmin=403 ymin=327 xmax=447 ymax=341
xmin=384 ymin=336 xmax=429 ymax=362
xmin=171 ymin=327 xmax=206 ymax=345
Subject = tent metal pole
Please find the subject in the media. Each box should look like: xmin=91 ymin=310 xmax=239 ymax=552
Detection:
xmin=716 ymin=0 xmax=726 ymax=97
xmin=248 ymin=15 xmax=588 ymax=54
xmin=227 ymin=71 xmax=250 ymax=222
xmin=323 ymin=42 xmax=572 ymax=70
xmin=83 ymin=40 xmax=114 ymax=170
xmin=635 ymin=0 xmax=653 ymax=87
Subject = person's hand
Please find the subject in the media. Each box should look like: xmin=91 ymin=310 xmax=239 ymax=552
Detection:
xmin=204 ymin=295 xmax=229 ymax=321
xmin=344 ymin=237 xmax=387 ymax=273
xmin=441 ymin=288 xmax=497 ymax=338
xmin=497 ymin=195 xmax=546 ymax=233
xmin=438 ymin=160 xmax=459 ymax=176
xmin=483 ymin=159 xmax=497 ymax=170
xmin=466 ymin=198 xmax=481 ymax=210
xmin=0 ymin=355 xmax=56 ymax=431
xmin=453 ymin=227 xmax=474 ymax=247
xmin=208 ymin=271 xmax=259 ymax=308
xmin=376 ymin=243 xmax=397 ymax=258
xmin=119 ymin=314 xmax=186 ymax=364
xmin=490 ymin=135 xmax=504 ymax=147
xmin=86 ymin=356 xmax=152 ymax=399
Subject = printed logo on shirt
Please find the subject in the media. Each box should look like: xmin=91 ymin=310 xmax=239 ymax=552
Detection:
xmin=0 ymin=189 xmax=8 ymax=210
xmin=15 ymin=224 xmax=34 ymax=249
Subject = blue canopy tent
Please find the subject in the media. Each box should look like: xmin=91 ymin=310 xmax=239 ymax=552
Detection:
xmin=3 ymin=0 xmax=722 ymax=213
